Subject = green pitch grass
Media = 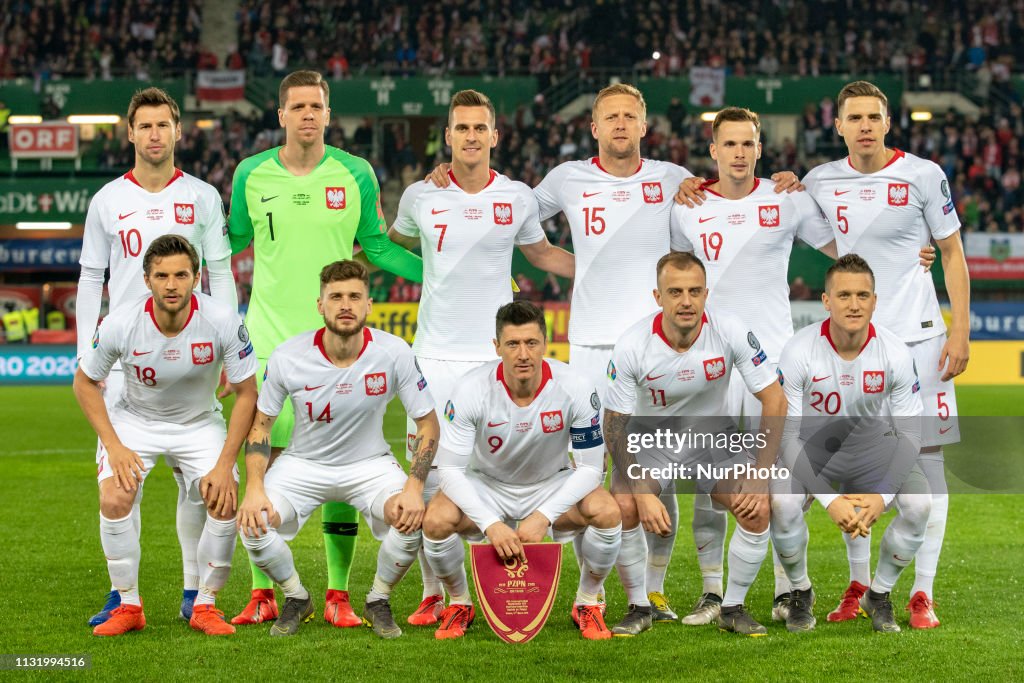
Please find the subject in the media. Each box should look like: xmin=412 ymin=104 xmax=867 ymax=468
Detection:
xmin=1 ymin=385 xmax=1021 ymax=681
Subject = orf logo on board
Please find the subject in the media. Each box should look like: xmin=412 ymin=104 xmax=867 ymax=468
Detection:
xmin=540 ymin=410 xmax=563 ymax=433
xmin=364 ymin=372 xmax=387 ymax=395
xmin=642 ymin=182 xmax=663 ymax=203
xmin=174 ymin=203 xmax=194 ymax=224
xmin=191 ymin=342 xmax=213 ymax=365
xmin=326 ymin=187 xmax=346 ymax=209
xmin=887 ymin=183 xmax=909 ymax=206
xmin=758 ymin=205 xmax=780 ymax=227
xmin=863 ymin=371 xmax=885 ymax=393
xmin=493 ymin=202 xmax=513 ymax=225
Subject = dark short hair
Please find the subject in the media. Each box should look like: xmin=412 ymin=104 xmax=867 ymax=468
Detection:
xmin=825 ymin=253 xmax=875 ymax=291
xmin=143 ymin=234 xmax=198 ymax=275
xmin=449 ymin=89 xmax=495 ymax=127
xmin=127 ymin=87 xmax=181 ymax=127
xmin=279 ymin=70 xmax=329 ymax=108
xmin=837 ymin=80 xmax=889 ymax=116
xmin=495 ymin=301 xmax=546 ymax=340
xmin=319 ymin=259 xmax=369 ymax=291
xmin=712 ymin=106 xmax=761 ymax=140
xmin=656 ymin=251 xmax=706 ymax=282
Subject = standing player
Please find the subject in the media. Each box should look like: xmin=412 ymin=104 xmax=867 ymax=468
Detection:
xmin=236 ymin=260 xmax=439 ymax=639
xmin=421 ymin=302 xmax=621 ymax=641
xmin=77 ymin=87 xmax=238 ymax=626
xmin=772 ymin=254 xmax=930 ymax=633
xmin=669 ymin=106 xmax=835 ymax=625
xmin=803 ymin=81 xmax=969 ymax=628
xmin=386 ymin=89 xmax=574 ymax=624
xmin=74 ymin=235 xmax=258 ymax=636
xmin=227 ymin=70 xmax=424 ymax=627
xmin=603 ymin=252 xmax=786 ymax=636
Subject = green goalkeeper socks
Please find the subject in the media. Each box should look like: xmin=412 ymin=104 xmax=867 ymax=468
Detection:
xmin=322 ymin=501 xmax=359 ymax=591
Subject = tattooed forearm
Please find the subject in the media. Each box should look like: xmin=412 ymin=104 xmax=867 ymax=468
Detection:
xmin=604 ymin=408 xmax=649 ymax=495
xmin=245 ymin=412 xmax=274 ymax=459
xmin=409 ymin=435 xmax=436 ymax=483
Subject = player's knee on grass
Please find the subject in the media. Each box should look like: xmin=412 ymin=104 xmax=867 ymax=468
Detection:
xmin=423 ymin=492 xmax=463 ymax=540
xmin=99 ymin=477 xmax=140 ymax=518
xmin=614 ymin=493 xmax=639 ymax=528
xmin=578 ymin=488 xmax=621 ymax=529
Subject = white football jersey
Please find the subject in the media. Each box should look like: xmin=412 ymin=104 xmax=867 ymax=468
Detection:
xmin=777 ymin=319 xmax=923 ymax=450
xmin=534 ymin=158 xmax=693 ymax=345
xmin=604 ymin=309 xmax=776 ymax=417
xmin=79 ymin=293 xmax=256 ymax=423
xmin=393 ymin=171 xmax=545 ymax=361
xmin=258 ymin=327 xmax=434 ymax=465
xmin=79 ymin=169 xmax=231 ymax=314
xmin=440 ymin=358 xmax=604 ymax=486
xmin=671 ymin=180 xmax=833 ymax=361
xmin=803 ymin=150 xmax=960 ymax=342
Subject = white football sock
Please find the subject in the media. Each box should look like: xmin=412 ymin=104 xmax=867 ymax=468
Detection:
xmin=279 ymin=573 xmax=309 ymax=601
xmin=844 ymin=530 xmax=872 ymax=586
xmin=722 ymin=525 xmax=769 ymax=607
xmin=615 ymin=525 xmax=650 ymax=607
xmin=196 ymin=516 xmax=237 ymax=606
xmin=173 ymin=471 xmax=203 ymax=591
xmin=577 ymin=524 xmax=622 ymax=605
xmin=424 ymin=533 xmax=471 ymax=605
xmin=241 ymin=517 xmax=305 ymax=597
xmin=572 ymin=533 xmax=586 ymax=573
xmin=645 ymin=492 xmax=677 ymax=594
xmin=368 ymin=528 xmax=421 ymax=602
xmin=418 ymin=546 xmax=444 ymax=599
xmin=771 ymin=544 xmax=794 ymax=596
xmin=873 ymin=494 xmax=930 ymax=593
xmin=769 ymin=495 xmax=811 ymax=591
xmin=100 ymin=513 xmax=141 ymax=607
xmin=913 ymin=457 xmax=948 ymax=598
xmin=692 ymin=493 xmax=726 ymax=596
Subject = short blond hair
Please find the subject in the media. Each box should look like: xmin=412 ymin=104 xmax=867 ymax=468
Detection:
xmin=592 ymin=83 xmax=647 ymax=121
xmin=448 ymin=89 xmax=495 ymax=127
xmin=837 ymin=80 xmax=889 ymax=115
xmin=712 ymin=107 xmax=761 ymax=140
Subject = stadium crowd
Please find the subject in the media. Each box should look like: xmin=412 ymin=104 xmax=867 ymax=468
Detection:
xmin=2 ymin=1 xmax=1024 ymax=81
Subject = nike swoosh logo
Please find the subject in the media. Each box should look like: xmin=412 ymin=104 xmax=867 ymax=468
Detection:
xmin=893 ymin=554 xmax=910 ymax=563
xmin=811 ymin=375 xmax=831 ymax=382
xmin=431 ymin=208 xmax=449 ymax=215
xmin=698 ymin=216 xmax=716 ymax=223
xmin=305 ymin=384 xmax=326 ymax=391
xmin=939 ymin=426 xmax=953 ymax=435
xmin=132 ymin=350 xmax=152 ymax=356
xmin=582 ymin=191 xmax=601 ymax=198
xmin=487 ymin=421 xmax=509 ymax=427
xmin=260 ymin=195 xmax=278 ymax=203
xmin=696 ymin=541 xmax=711 ymax=552
xmin=645 ymin=373 xmax=666 ymax=381
xmin=118 ymin=211 xmax=137 ymax=220
xmin=834 ymin=190 xmax=850 ymax=196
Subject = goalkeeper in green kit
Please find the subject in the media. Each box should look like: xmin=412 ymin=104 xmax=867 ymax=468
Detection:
xmin=228 ymin=70 xmax=428 ymax=628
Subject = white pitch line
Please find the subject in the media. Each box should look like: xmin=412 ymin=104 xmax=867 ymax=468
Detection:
xmin=1 ymin=448 xmax=92 ymax=457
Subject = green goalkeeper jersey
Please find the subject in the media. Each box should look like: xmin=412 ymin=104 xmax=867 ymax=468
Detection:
xmin=228 ymin=145 xmax=422 ymax=355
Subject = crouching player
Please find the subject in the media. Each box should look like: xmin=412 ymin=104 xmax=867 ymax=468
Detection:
xmin=236 ymin=260 xmax=439 ymax=638
xmin=421 ymin=302 xmax=622 ymax=640
xmin=603 ymin=251 xmax=786 ymax=637
xmin=74 ymin=235 xmax=258 ymax=636
xmin=770 ymin=254 xmax=929 ymax=633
